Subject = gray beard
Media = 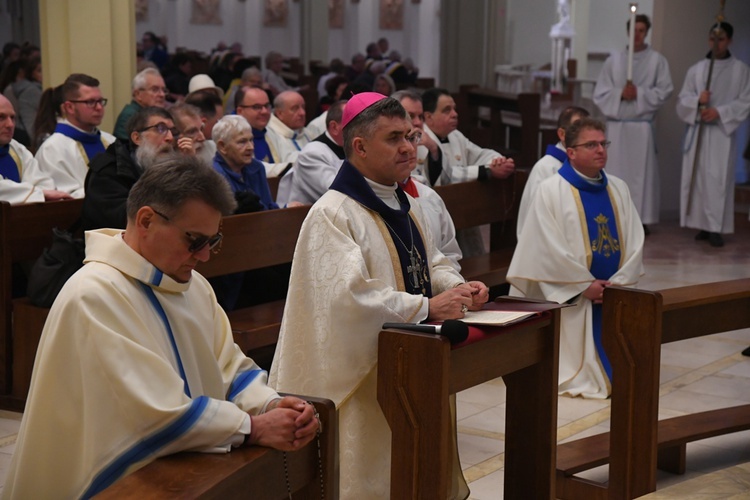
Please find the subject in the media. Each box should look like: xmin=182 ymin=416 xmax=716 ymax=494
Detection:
xmin=135 ymin=141 xmax=165 ymax=170
xmin=195 ymin=143 xmax=214 ymax=166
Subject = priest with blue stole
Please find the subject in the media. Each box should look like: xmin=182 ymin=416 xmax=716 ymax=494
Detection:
xmin=35 ymin=73 xmax=114 ymax=198
xmin=508 ymin=117 xmax=644 ymax=399
xmin=270 ymin=92 xmax=489 ymax=498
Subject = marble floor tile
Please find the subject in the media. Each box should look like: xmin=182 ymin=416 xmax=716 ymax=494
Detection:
xmin=466 ymin=468 xmax=504 ymax=500
xmin=659 ymin=389 xmax=744 ymax=414
xmin=679 ymin=375 xmax=750 ymax=402
xmin=457 ymin=432 xmax=505 ymax=466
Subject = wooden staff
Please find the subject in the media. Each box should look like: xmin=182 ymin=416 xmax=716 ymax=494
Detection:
xmin=686 ymin=1 xmax=726 ymax=214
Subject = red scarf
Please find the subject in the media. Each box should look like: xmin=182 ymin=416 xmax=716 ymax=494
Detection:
xmin=399 ymin=177 xmax=420 ymax=198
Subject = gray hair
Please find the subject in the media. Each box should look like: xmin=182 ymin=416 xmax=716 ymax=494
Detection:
xmin=212 ymin=114 xmax=251 ymax=145
xmin=132 ymin=67 xmax=162 ymax=91
xmin=127 ymin=153 xmax=237 ymax=220
xmin=169 ymin=103 xmax=202 ymax=130
xmin=343 ymin=97 xmax=408 ymax=158
xmin=241 ymin=66 xmax=262 ymax=82
xmin=391 ymin=89 xmax=421 ymax=104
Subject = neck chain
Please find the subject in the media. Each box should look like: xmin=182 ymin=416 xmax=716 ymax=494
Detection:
xmin=382 ymin=215 xmax=428 ymax=294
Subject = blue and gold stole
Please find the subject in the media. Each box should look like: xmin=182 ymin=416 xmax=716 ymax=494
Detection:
xmin=558 ymin=160 xmax=623 ymax=381
xmin=0 ymin=144 xmax=22 ymax=182
xmin=330 ymin=160 xmax=433 ymax=297
xmin=54 ymin=122 xmax=109 ymax=164
xmin=545 ymin=144 xmax=568 ymax=163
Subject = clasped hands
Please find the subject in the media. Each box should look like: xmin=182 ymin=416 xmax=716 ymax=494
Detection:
xmin=245 ymin=396 xmax=320 ymax=451
xmin=428 ymin=281 xmax=489 ymax=321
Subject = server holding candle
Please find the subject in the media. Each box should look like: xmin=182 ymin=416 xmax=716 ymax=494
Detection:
xmin=593 ymin=9 xmax=673 ymax=234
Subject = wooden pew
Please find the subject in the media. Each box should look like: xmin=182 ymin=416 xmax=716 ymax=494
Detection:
xmin=454 ymin=85 xmax=542 ymax=168
xmin=0 ymin=199 xmax=84 ymax=410
xmin=96 ymin=396 xmax=338 ymax=499
xmin=556 ymin=279 xmax=750 ymax=499
xmin=434 ymin=171 xmax=527 ymax=289
xmin=378 ymin=300 xmax=563 ymax=498
xmin=196 ymin=205 xmax=311 ymax=355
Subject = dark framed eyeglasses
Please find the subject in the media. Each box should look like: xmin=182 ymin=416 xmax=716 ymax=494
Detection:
xmin=237 ymin=103 xmax=272 ymax=112
xmin=569 ymin=140 xmax=611 ymax=151
xmin=152 ymin=208 xmax=223 ymax=254
xmin=140 ymin=122 xmax=180 ymax=137
xmin=68 ymin=98 xmax=108 ymax=108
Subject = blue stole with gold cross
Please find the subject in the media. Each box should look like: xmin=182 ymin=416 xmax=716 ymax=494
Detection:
xmin=54 ymin=122 xmax=108 ymax=163
xmin=0 ymin=144 xmax=21 ymax=182
xmin=330 ymin=160 xmax=432 ymax=297
xmin=558 ymin=160 xmax=622 ymax=381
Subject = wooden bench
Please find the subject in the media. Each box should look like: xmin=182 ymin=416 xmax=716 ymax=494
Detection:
xmin=378 ymin=299 xmax=564 ymax=498
xmin=96 ymin=395 xmax=339 ymax=499
xmin=434 ymin=172 xmax=527 ymax=291
xmin=454 ymin=85 xmax=543 ymax=168
xmin=196 ymin=205 xmax=311 ymax=357
xmin=0 ymin=199 xmax=84 ymax=410
xmin=556 ymin=279 xmax=750 ymax=499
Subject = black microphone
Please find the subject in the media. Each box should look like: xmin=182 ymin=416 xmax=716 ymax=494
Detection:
xmin=382 ymin=320 xmax=469 ymax=345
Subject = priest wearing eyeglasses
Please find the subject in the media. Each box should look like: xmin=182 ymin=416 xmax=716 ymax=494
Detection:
xmin=35 ymin=73 xmax=115 ymax=198
xmin=3 ymin=156 xmax=320 ymax=499
xmin=507 ymin=117 xmax=645 ymax=400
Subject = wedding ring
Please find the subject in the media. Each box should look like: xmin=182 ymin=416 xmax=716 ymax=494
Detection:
xmin=461 ymin=304 xmax=468 ymax=314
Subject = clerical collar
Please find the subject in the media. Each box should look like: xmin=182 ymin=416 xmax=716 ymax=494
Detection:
xmin=365 ymin=176 xmax=400 ymax=210
xmin=438 ymin=135 xmax=450 ymax=144
xmin=705 ymin=50 xmax=731 ymax=60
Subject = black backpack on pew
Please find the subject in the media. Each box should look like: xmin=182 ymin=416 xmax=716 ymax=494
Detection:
xmin=27 ymin=220 xmax=85 ymax=308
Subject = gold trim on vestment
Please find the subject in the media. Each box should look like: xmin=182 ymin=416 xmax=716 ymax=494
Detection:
xmin=607 ymin=186 xmax=626 ymax=269
xmin=570 ymin=186 xmax=592 ymax=269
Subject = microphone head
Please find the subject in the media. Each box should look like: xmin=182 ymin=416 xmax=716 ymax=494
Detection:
xmin=442 ymin=320 xmax=469 ymax=345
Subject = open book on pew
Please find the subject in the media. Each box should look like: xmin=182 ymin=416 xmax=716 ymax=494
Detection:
xmin=463 ymin=296 xmax=576 ymax=326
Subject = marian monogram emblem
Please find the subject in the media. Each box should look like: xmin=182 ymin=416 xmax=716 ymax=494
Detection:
xmin=591 ymin=214 xmax=620 ymax=257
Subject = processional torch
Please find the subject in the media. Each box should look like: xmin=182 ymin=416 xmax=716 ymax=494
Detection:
xmin=686 ymin=0 xmax=726 ymax=214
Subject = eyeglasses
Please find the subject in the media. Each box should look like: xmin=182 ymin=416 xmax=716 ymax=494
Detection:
xmin=405 ymin=131 xmax=422 ymax=145
xmin=569 ymin=140 xmax=611 ymax=151
xmin=152 ymin=208 xmax=223 ymax=254
xmin=237 ymin=103 xmax=272 ymax=112
xmin=141 ymin=86 xmax=168 ymax=94
xmin=68 ymin=98 xmax=108 ymax=108
xmin=140 ymin=122 xmax=180 ymax=137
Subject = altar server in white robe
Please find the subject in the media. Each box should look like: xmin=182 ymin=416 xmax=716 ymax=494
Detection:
xmin=3 ymin=156 xmax=319 ymax=499
xmin=508 ymin=118 xmax=644 ymax=399
xmin=271 ymin=93 xmax=488 ymax=499
xmin=517 ymin=105 xmax=589 ymax=237
xmin=677 ymin=21 xmax=750 ymax=247
xmin=594 ymin=14 xmax=673 ymax=229
xmin=35 ymin=73 xmax=115 ymax=198
xmin=0 ymin=95 xmax=71 ymax=203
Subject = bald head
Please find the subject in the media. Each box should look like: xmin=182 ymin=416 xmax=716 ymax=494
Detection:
xmin=0 ymin=94 xmax=16 ymax=146
xmin=273 ymin=91 xmax=306 ymax=131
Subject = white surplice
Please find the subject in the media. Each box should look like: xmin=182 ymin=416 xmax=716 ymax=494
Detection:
xmin=263 ymin=114 xmax=311 ymax=178
xmin=282 ymin=133 xmax=344 ymax=205
xmin=34 ymin=121 xmax=114 ymax=198
xmin=3 ymin=229 xmax=278 ymax=499
xmin=415 ymin=180 xmax=463 ymax=272
xmin=593 ymin=45 xmax=673 ymax=225
xmin=507 ymin=171 xmax=644 ymax=399
xmin=676 ymin=54 xmax=750 ymax=233
xmin=422 ymin=123 xmax=503 ymax=186
xmin=270 ymin=187 xmax=466 ymax=498
xmin=517 ymin=142 xmax=565 ymax=237
xmin=0 ymin=139 xmax=55 ymax=204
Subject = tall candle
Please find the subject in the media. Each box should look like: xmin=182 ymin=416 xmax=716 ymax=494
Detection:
xmin=627 ymin=3 xmax=638 ymax=82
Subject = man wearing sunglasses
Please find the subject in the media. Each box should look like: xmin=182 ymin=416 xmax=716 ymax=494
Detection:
xmin=82 ymin=107 xmax=178 ymax=231
xmin=5 ymin=156 xmax=320 ymax=498
xmin=508 ymin=118 xmax=644 ymax=400
xmin=35 ymin=73 xmax=115 ymax=198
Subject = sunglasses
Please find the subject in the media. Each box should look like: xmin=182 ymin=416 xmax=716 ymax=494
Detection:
xmin=152 ymin=208 xmax=223 ymax=254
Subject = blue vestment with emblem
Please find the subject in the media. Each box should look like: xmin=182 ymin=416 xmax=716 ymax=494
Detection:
xmin=558 ymin=160 xmax=623 ymax=380
xmin=54 ymin=123 xmax=108 ymax=163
